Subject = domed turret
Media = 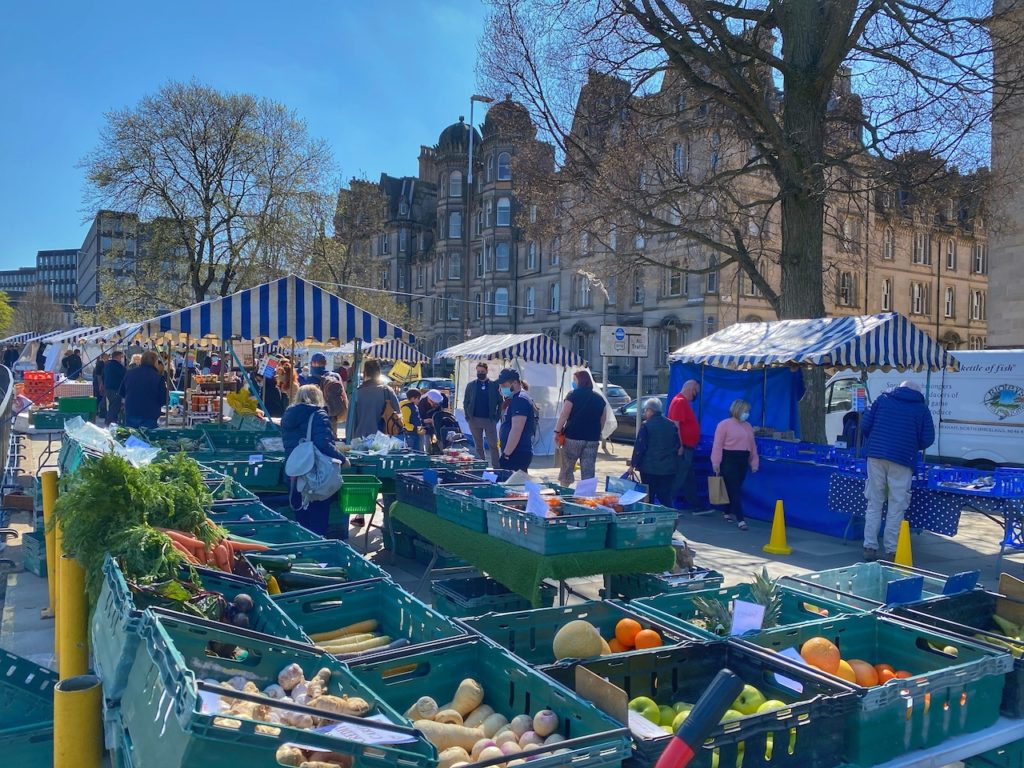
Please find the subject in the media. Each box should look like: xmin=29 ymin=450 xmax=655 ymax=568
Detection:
xmin=482 ymin=95 xmax=535 ymax=139
xmin=437 ymin=117 xmax=482 ymax=153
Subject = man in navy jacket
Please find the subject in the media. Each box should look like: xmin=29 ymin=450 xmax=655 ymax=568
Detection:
xmin=860 ymin=380 xmax=935 ymax=561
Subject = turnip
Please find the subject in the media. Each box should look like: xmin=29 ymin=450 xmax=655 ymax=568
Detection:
xmin=499 ymin=742 xmax=522 ymax=757
xmin=471 ymin=739 xmax=497 ymax=760
xmin=519 ymin=731 xmax=544 ymax=750
xmin=483 ymin=713 xmax=510 ymax=738
xmin=544 ymin=733 xmax=565 ymax=746
xmin=532 ymin=710 xmax=559 ymax=738
xmin=478 ymin=746 xmax=506 ymax=763
xmin=495 ymin=731 xmax=519 ymax=747
xmin=510 ymin=714 xmax=534 ymax=737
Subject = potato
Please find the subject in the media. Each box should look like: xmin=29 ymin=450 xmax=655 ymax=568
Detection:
xmin=275 ymin=744 xmax=304 ymax=767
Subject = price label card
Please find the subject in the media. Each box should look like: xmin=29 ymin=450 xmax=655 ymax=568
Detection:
xmin=576 ymin=476 xmax=598 ymax=497
xmin=730 ymin=600 xmax=766 ymax=636
xmin=248 ymin=454 xmax=263 ymax=465
xmin=525 ymin=481 xmax=549 ymax=517
xmin=774 ymin=647 xmax=807 ymax=694
xmin=627 ymin=710 xmax=668 ymax=739
xmin=618 ymin=490 xmax=647 ymax=506
xmin=482 ymin=471 xmax=498 ymax=483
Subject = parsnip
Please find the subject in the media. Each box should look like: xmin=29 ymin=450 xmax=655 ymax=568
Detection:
xmin=441 ymin=678 xmax=484 ymax=717
xmin=321 ymin=636 xmax=393 ymax=654
xmin=404 ymin=696 xmax=439 ymax=721
xmin=413 ymin=719 xmax=485 ymax=751
xmin=464 ymin=704 xmax=495 ymax=729
xmin=435 ymin=709 xmax=464 ymax=725
xmin=309 ymin=620 xmax=379 ymax=643
xmin=317 ymin=633 xmax=376 ymax=647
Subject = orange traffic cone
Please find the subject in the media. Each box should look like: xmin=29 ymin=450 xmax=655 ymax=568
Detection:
xmin=894 ymin=520 xmax=913 ymax=567
xmin=763 ymin=500 xmax=792 ymax=556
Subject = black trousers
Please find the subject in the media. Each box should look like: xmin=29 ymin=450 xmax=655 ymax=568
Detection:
xmin=720 ymin=449 xmax=750 ymax=521
xmin=640 ymin=472 xmax=676 ymax=508
xmin=500 ymin=453 xmax=533 ymax=472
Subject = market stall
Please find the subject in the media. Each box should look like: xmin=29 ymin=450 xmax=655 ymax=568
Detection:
xmin=667 ymin=313 xmax=967 ymax=538
xmin=436 ymin=333 xmax=586 ymax=456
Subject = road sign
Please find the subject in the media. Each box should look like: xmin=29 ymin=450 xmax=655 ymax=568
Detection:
xmin=600 ymin=325 xmax=649 ymax=357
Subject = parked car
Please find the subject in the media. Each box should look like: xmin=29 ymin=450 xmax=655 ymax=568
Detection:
xmin=595 ymin=382 xmax=631 ymax=409
xmin=611 ymin=395 xmax=669 ymax=443
xmin=409 ymin=377 xmax=455 ymax=399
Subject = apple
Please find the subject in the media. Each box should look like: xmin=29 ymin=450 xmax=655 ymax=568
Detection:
xmin=671 ymin=709 xmax=691 ymax=731
xmin=731 ymin=684 xmax=767 ymax=715
xmin=673 ymin=702 xmax=694 ymax=714
xmin=757 ymin=699 xmax=787 ymax=714
xmin=720 ymin=709 xmax=744 ymax=723
xmin=628 ymin=696 xmax=661 ymax=724
xmin=658 ymin=705 xmax=676 ymax=726
xmin=662 ymin=725 xmax=674 ymax=734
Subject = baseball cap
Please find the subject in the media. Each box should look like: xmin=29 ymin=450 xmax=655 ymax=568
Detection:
xmin=311 ymin=352 xmax=327 ymax=364
xmin=497 ymin=368 xmax=521 ymax=384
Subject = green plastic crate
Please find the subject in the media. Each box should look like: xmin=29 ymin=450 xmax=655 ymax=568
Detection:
xmin=57 ymin=395 xmax=97 ymax=415
xmin=92 ymin=556 xmax=306 ymax=703
xmin=273 ymin=578 xmax=465 ymax=657
xmin=435 ymin=482 xmax=516 ymax=532
xmin=544 ymin=641 xmax=858 ymax=768
xmin=21 ymin=530 xmax=46 ymax=577
xmin=462 ymin=600 xmax=701 ymax=667
xmin=631 ymin=582 xmax=859 ymax=641
xmin=200 ymin=457 xmax=286 ymax=491
xmin=411 ymin=537 xmax=467 ymax=569
xmin=203 ymin=428 xmax=282 ymax=452
xmin=349 ymin=451 xmax=431 ymax=479
xmin=561 ymin=497 xmax=677 ymax=548
xmin=0 ymin=651 xmax=56 ymax=766
xmin=205 ymin=501 xmax=284 ymax=524
xmin=32 ymin=410 xmax=78 ymax=429
xmin=244 ymin=539 xmax=387 ymax=587
xmin=486 ymin=498 xmax=612 ymax=554
xmin=393 ymin=467 xmax=466 ymax=512
xmin=221 ymin=519 xmax=321 ymax=545
xmin=204 ymin=474 xmax=259 ymax=503
xmin=967 ymin=741 xmax=1024 ymax=768
xmin=337 ymin=475 xmax=382 ymax=518
xmin=121 ymin=610 xmax=435 ymax=768
xmin=602 ymin=567 xmax=724 ymax=601
xmin=782 ymin=561 xmax=974 ymax=609
xmin=430 ymin=575 xmax=557 ymax=618
xmin=743 ymin=612 xmax=1014 ymax=766
xmin=349 ymin=637 xmax=631 ymax=768
xmin=889 ymin=589 xmax=1024 ymax=717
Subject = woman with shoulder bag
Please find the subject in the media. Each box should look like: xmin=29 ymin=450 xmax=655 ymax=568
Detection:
xmin=710 ymin=399 xmax=759 ymax=530
xmin=282 ymin=384 xmax=349 ymax=538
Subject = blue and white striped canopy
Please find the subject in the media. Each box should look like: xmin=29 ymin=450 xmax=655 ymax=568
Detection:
xmin=436 ymin=333 xmax=585 ymax=366
xmin=333 ymin=338 xmax=429 ymax=364
xmin=0 ymin=332 xmax=42 ymax=345
xmin=141 ymin=275 xmax=414 ymax=345
xmin=668 ymin=313 xmax=956 ymax=370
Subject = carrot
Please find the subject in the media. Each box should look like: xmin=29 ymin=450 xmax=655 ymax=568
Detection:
xmin=169 ymin=540 xmax=201 ymax=564
xmin=213 ymin=542 xmax=231 ymax=571
xmin=160 ymin=528 xmax=206 ymax=553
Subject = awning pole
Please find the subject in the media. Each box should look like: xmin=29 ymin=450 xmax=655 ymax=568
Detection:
xmin=345 ymin=339 xmax=362 ymax=441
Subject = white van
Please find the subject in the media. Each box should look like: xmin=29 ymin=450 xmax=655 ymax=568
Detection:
xmin=824 ymin=350 xmax=1024 ymax=467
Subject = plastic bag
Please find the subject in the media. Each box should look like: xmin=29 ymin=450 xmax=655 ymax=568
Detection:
xmin=350 ymin=431 xmax=407 ymax=455
xmin=64 ymin=417 xmax=119 ymax=454
xmin=599 ymin=394 xmax=617 ymax=440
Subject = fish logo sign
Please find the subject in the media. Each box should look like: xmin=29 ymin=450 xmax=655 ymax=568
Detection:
xmin=983 ymin=384 xmax=1024 ymax=420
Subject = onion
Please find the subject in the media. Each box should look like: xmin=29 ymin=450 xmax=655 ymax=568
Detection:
xmin=510 ymin=714 xmax=534 ymax=737
xmin=532 ymin=710 xmax=559 ymax=738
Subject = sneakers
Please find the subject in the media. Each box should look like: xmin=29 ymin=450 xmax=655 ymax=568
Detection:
xmin=737 ymin=521 xmax=748 ymax=531
xmin=350 ymin=516 xmax=366 ymax=527
xmin=863 ymin=548 xmax=878 ymax=562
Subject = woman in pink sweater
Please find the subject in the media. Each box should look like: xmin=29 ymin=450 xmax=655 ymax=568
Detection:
xmin=711 ymin=399 xmax=759 ymax=530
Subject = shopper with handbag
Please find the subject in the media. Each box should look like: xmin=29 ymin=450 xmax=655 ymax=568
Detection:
xmin=553 ymin=369 xmax=606 ymax=485
xmin=710 ymin=399 xmax=759 ymax=530
xmin=628 ymin=398 xmax=681 ymax=506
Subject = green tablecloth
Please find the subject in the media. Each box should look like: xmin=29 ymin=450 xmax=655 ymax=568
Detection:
xmin=390 ymin=502 xmax=674 ymax=606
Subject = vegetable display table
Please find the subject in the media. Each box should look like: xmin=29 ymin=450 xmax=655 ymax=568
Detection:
xmin=389 ymin=502 xmax=674 ymax=607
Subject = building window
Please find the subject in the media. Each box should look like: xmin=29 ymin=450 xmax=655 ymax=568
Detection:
xmin=658 ymin=325 xmax=683 ymax=363
xmin=911 ymin=281 xmax=928 ymax=315
xmin=697 ymin=103 xmax=709 ymax=119
xmin=710 ymin=132 xmax=721 ymax=172
xmin=946 ymin=239 xmax=957 ymax=270
xmin=529 ymin=204 xmax=537 ymax=223
xmin=945 ymin=286 xmax=956 ymax=318
xmin=550 ymin=282 xmax=560 ymax=313
xmin=476 ymin=209 xmax=483 ymax=235
xmin=525 ymin=286 xmax=536 ymax=315
xmin=475 ymin=250 xmax=484 ymax=278
xmin=633 ymin=270 xmax=645 ymax=304
xmin=448 ymin=211 xmax=462 ymax=238
xmin=448 ymin=252 xmax=462 ymax=279
xmin=447 ymin=295 xmax=460 ymax=320
xmin=484 ymin=197 xmax=493 ymax=227
xmin=379 ymin=268 xmax=391 ymax=291
xmin=609 ymin=225 xmax=617 ymax=251
xmin=840 ymin=218 xmax=859 ymax=252
xmin=449 ymin=171 xmax=462 ymax=198
xmin=527 ymin=242 xmax=537 ymax=270
xmin=883 ymin=228 xmax=895 ymax=261
xmin=971 ymin=289 xmax=987 ymax=320
xmin=676 ymin=93 xmax=686 ymax=113
xmin=551 ymin=237 xmax=560 ymax=265
xmin=438 ymin=173 xmax=446 ymax=198
xmin=913 ymin=233 xmax=930 ymax=265
xmin=573 ymin=333 xmax=589 ymax=363
xmin=377 ymin=233 xmax=389 ymax=255
xmin=881 ymin=278 xmax=892 ymax=311
xmin=672 ymin=142 xmax=686 ymax=176
xmin=495 ymin=242 xmax=510 ymax=272
xmin=399 ymin=229 xmax=408 ymax=252
xmin=837 ymin=271 xmax=855 ymax=306
xmin=705 ymin=315 xmax=717 ymax=336
xmin=969 ymin=335 xmax=987 ymax=350
xmin=485 ymin=153 xmax=494 ymax=183
xmin=398 ymin=269 xmax=407 ymax=291
xmin=606 ymin=276 xmax=617 ymax=306
xmin=579 ymin=231 xmax=589 ymax=255
xmin=497 ymin=152 xmax=511 ymax=181
xmin=972 ymin=243 xmax=988 ymax=274
xmin=475 ymin=293 xmax=483 ymax=319
xmin=635 ymin=218 xmax=646 ymax=249
xmin=667 ymin=267 xmax=684 ymax=297
xmin=575 ymin=276 xmax=591 ymax=308
xmin=496 ymin=197 xmax=511 ymax=226
xmin=494 ymin=287 xmax=509 ymax=316
xmin=485 ymin=244 xmax=493 ymax=272
xmin=705 ymin=255 xmax=719 ymax=294
xmin=415 ymin=266 xmax=424 ymax=289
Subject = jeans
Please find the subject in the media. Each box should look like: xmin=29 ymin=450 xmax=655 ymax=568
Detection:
xmin=864 ymin=457 xmax=913 ymax=553
xmin=500 ymin=453 xmax=533 ymax=472
xmin=641 ymin=472 xmax=676 ymax=507
xmin=468 ymin=416 xmax=500 ymax=466
xmin=719 ymin=449 xmax=750 ymax=522
xmin=105 ymin=393 xmax=122 ymax=425
xmin=672 ymin=446 xmax=701 ymax=509
xmin=404 ymin=432 xmax=422 ymax=452
xmin=559 ymin=438 xmax=599 ymax=486
xmin=125 ymin=416 xmax=157 ymax=430
xmin=289 ymin=483 xmax=346 ymax=540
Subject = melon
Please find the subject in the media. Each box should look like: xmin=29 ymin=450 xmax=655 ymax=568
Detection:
xmin=552 ymin=620 xmax=604 ymax=660
xmin=599 ymin=636 xmax=612 ymax=655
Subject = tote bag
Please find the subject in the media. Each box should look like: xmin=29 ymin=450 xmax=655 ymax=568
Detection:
xmin=707 ymin=475 xmax=730 ymax=505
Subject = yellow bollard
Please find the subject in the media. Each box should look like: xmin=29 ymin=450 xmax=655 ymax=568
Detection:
xmin=894 ymin=519 xmax=914 ymax=567
xmin=40 ymin=470 xmax=59 ymax=618
xmin=54 ymin=506 xmax=63 ymax=659
xmin=762 ymin=499 xmax=792 ymax=556
xmin=58 ymin=554 xmax=89 ymax=679
xmin=53 ymin=674 xmax=103 ymax=768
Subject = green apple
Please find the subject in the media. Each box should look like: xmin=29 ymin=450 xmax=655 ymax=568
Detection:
xmin=658 ymin=705 xmax=676 ymax=726
xmin=719 ymin=709 xmax=744 ymax=723
xmin=662 ymin=725 xmax=674 ymax=734
xmin=757 ymin=699 xmax=787 ymax=714
xmin=628 ymin=696 xmax=661 ymax=724
xmin=673 ymin=702 xmax=694 ymax=714
xmin=671 ymin=708 xmax=691 ymax=731
xmin=731 ymin=684 xmax=767 ymax=715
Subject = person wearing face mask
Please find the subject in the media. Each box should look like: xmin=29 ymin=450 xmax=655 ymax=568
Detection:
xmin=496 ymin=368 xmax=537 ymax=471
xmin=627 ymin=398 xmax=680 ymax=506
xmin=463 ymin=362 xmax=501 ymax=466
xmin=553 ymin=369 xmax=606 ymax=485
xmin=710 ymin=398 xmax=759 ymax=530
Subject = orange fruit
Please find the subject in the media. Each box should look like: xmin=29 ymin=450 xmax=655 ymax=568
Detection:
xmin=608 ymin=638 xmax=627 ymax=653
xmin=848 ymin=659 xmax=879 ymax=687
xmin=876 ymin=666 xmax=897 ymax=684
xmin=894 ymin=670 xmax=912 ymax=679
xmin=835 ymin=660 xmax=857 ymax=683
xmin=800 ymin=637 xmax=841 ymax=674
xmin=634 ymin=629 xmax=662 ymax=649
xmin=615 ymin=618 xmax=642 ymax=649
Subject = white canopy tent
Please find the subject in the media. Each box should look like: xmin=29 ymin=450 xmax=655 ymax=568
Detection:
xmin=18 ymin=326 xmax=102 ymax=374
xmin=436 ymin=334 xmax=587 ymax=456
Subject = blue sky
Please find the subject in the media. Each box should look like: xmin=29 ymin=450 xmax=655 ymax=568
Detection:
xmin=0 ymin=0 xmax=488 ymax=269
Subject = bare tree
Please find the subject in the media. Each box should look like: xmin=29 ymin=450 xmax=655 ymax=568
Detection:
xmin=482 ymin=0 xmax=1020 ymax=439
xmin=11 ymin=287 xmax=60 ymax=335
xmin=82 ymin=81 xmax=333 ymax=303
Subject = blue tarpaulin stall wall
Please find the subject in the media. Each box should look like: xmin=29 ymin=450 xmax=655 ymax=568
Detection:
xmin=669 ymin=362 xmax=805 ymax=437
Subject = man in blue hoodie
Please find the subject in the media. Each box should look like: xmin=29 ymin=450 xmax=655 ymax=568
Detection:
xmin=860 ymin=380 xmax=935 ymax=561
